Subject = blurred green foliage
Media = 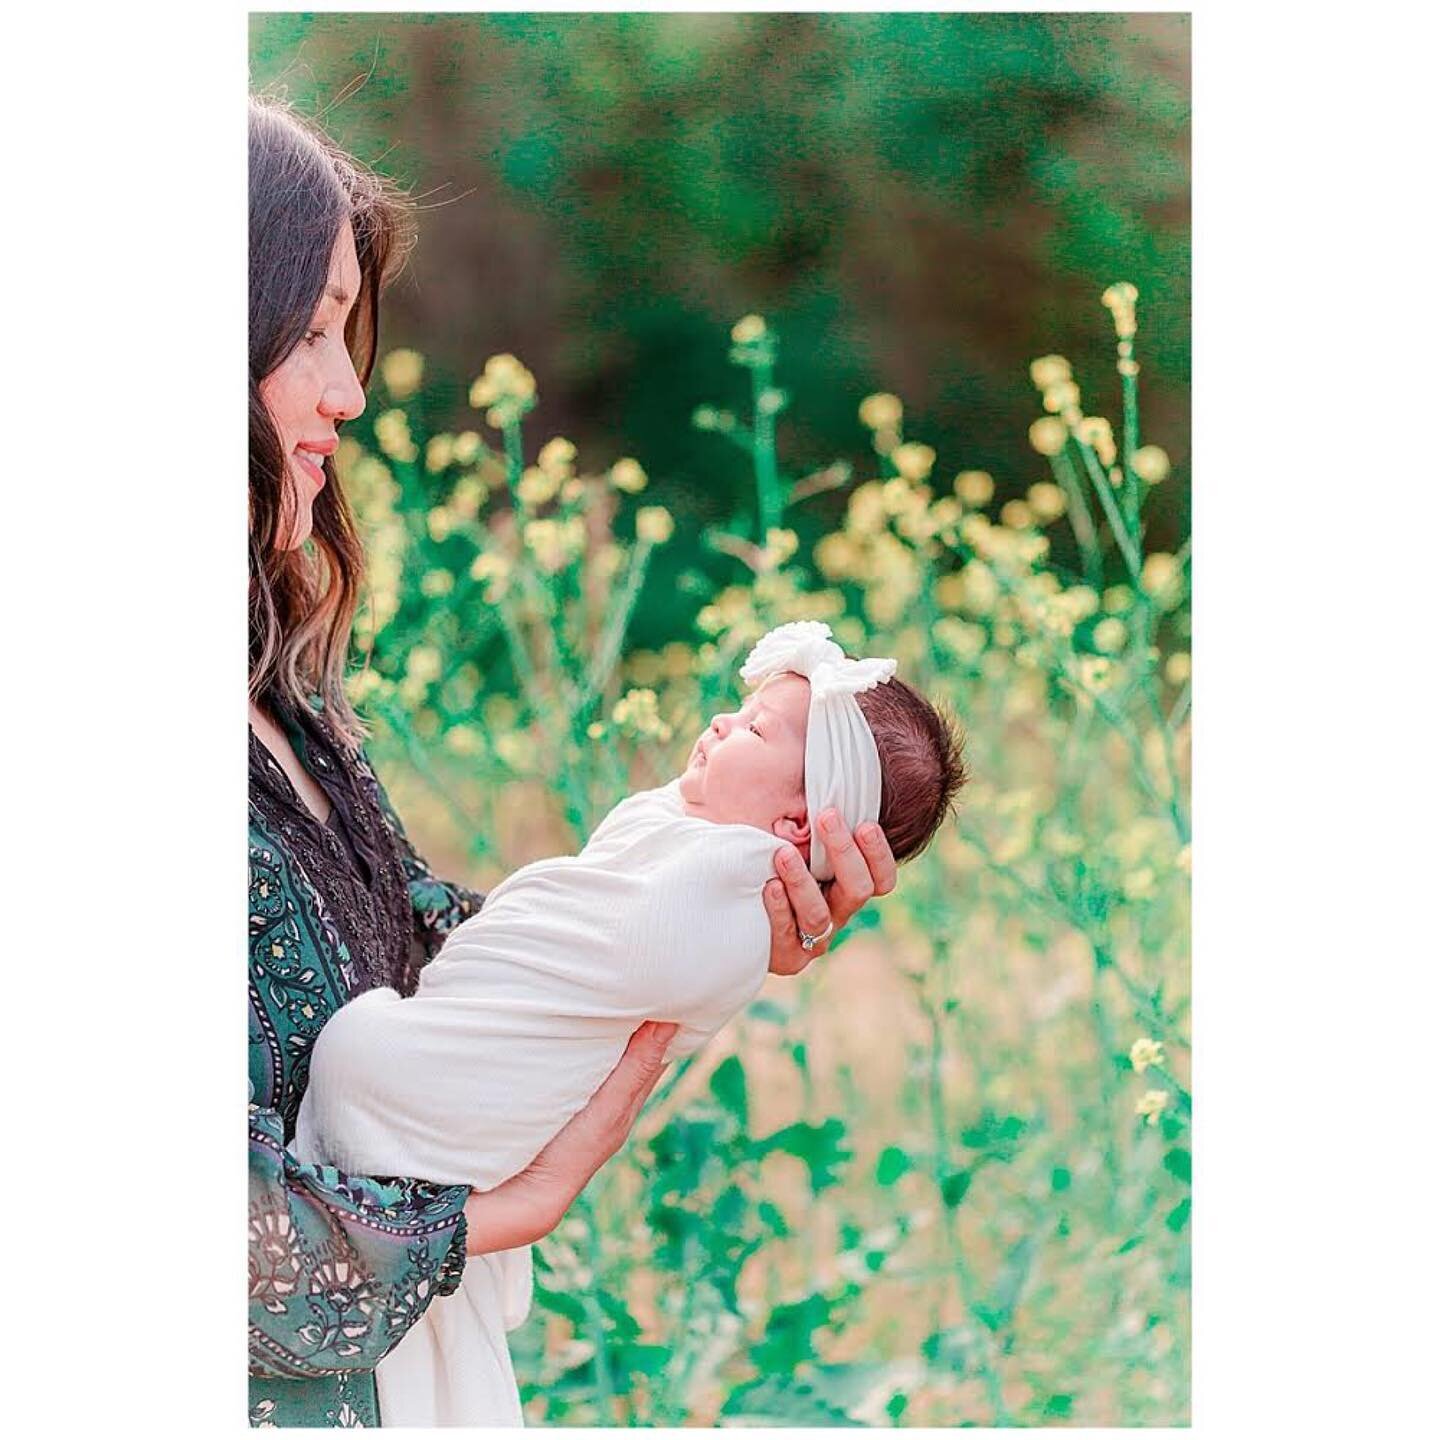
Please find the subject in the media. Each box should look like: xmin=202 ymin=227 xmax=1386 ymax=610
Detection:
xmin=251 ymin=10 xmax=1188 ymax=651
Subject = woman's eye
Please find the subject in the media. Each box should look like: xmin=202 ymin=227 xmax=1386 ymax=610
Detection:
xmin=304 ymin=328 xmax=327 ymax=347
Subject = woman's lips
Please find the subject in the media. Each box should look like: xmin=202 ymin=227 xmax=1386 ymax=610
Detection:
xmin=294 ymin=451 xmax=327 ymax=490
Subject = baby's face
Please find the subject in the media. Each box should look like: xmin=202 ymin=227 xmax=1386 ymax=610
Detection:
xmin=677 ymin=672 xmax=811 ymax=845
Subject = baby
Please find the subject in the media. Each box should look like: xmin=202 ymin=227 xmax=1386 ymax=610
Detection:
xmin=293 ymin=620 xmax=966 ymax=1425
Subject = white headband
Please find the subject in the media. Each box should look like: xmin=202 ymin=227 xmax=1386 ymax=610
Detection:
xmin=739 ymin=621 xmax=897 ymax=881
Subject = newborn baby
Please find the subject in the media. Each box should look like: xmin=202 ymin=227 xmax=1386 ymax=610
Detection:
xmin=293 ymin=621 xmax=965 ymax=1426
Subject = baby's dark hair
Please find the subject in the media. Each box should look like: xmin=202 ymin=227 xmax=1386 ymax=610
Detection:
xmin=856 ymin=677 xmax=968 ymax=864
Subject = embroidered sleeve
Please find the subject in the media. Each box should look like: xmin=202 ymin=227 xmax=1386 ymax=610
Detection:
xmin=248 ymin=1104 xmax=470 ymax=1381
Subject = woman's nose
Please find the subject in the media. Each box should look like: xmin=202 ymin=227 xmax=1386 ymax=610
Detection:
xmin=321 ymin=347 xmax=367 ymax=424
xmin=710 ymin=713 xmax=731 ymax=738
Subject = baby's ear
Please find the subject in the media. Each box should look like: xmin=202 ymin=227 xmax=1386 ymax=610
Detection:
xmin=773 ymin=811 xmax=810 ymax=848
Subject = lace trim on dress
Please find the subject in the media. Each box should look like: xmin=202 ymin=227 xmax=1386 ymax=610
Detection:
xmin=248 ymin=698 xmax=414 ymax=997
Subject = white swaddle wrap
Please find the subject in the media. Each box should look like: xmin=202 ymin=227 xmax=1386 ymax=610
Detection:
xmin=292 ymin=777 xmax=780 ymax=1425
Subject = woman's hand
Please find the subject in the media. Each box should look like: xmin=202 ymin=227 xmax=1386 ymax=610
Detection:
xmin=462 ymin=1020 xmax=677 ymax=1255
xmin=763 ymin=808 xmax=897 ymax=976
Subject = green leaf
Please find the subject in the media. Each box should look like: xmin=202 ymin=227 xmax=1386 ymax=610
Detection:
xmin=1163 ymin=1147 xmax=1192 ymax=1184
xmin=754 ymin=1118 xmax=852 ymax=1193
xmin=757 ymin=1199 xmax=790 ymax=1236
xmin=745 ymin=997 xmax=790 ymax=1025
xmin=532 ymin=1280 xmax=586 ymax=1328
xmin=709 ymin=1054 xmax=749 ymax=1129
xmin=875 ymin=1145 xmax=913 ymax=1187
xmin=940 ymin=1169 xmax=972 ymax=1207
xmin=720 ymin=1376 xmax=861 ymax=1427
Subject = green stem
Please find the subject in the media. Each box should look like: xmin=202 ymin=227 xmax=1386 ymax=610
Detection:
xmin=1072 ymin=435 xmax=1142 ymax=584
xmin=750 ymin=360 xmax=784 ymax=540
xmin=1050 ymin=446 xmax=1103 ymax=587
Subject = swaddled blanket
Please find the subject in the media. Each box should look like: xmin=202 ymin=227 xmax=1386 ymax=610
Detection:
xmin=292 ymin=777 xmax=780 ymax=1425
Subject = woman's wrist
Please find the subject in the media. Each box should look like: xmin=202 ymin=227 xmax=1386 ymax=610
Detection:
xmin=463 ymin=1174 xmax=563 ymax=1257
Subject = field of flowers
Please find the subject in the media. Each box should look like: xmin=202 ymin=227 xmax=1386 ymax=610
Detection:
xmin=339 ymin=284 xmax=1191 ymax=1426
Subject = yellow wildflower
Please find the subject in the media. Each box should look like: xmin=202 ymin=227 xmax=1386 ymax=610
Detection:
xmin=469 ymin=353 xmax=537 ymax=418
xmin=612 ymin=687 xmax=670 ymax=738
xmin=379 ymin=347 xmax=424 ymax=400
xmin=1077 ymin=416 xmax=1117 ymax=467
xmin=1103 ymin=584 xmax=1134 ymax=613
xmin=1130 ymin=1037 xmax=1166 ymax=1074
xmin=763 ymin=527 xmax=799 ymax=566
xmin=858 ymin=392 xmax=903 ymax=430
xmin=814 ymin=532 xmax=859 ymax=580
xmin=892 ymin=442 xmax=937 ymax=482
xmin=537 ymin=436 xmax=577 ymax=476
xmin=427 ymin=507 xmax=456 ymax=543
xmin=1135 ymin=1089 xmax=1168 ymax=1126
xmin=420 ymin=569 xmax=454 ymax=598
xmin=425 ymin=434 xmax=455 ymax=474
xmin=1141 ymin=552 xmax=1185 ymax=609
xmin=954 ymin=560 xmax=998 ymax=618
xmin=444 ymin=725 xmax=482 ymax=757
xmin=1043 ymin=380 xmax=1081 ymax=415
xmin=405 ymin=645 xmax=442 ymax=685
xmin=731 ymin=314 xmax=767 ymax=344
xmin=1076 ymin=656 xmax=1114 ymax=693
xmin=494 ymin=731 xmax=536 ymax=771
xmin=636 ymin=506 xmax=675 ymax=545
xmin=1026 ymin=481 xmax=1067 ymax=524
xmin=954 ymin=470 xmax=995 ymax=506
xmin=453 ymin=431 xmax=483 ymax=465
xmin=846 ymin=481 xmax=888 ymax=537
xmin=469 ymin=551 xmax=511 ymax=585
xmin=516 ymin=466 xmax=561 ymax=508
xmin=1133 ymin=444 xmax=1171 ymax=484
xmin=586 ymin=722 xmax=605 ymax=740
xmin=934 ymin=617 xmax=986 ymax=663
xmin=1165 ymin=651 xmax=1192 ymax=685
xmin=1028 ymin=416 xmax=1068 ymax=457
xmin=561 ymin=477 xmax=584 ymax=504
xmin=933 ymin=572 xmax=965 ymax=611
xmin=609 ymin=457 xmax=648 ymax=494
xmin=1000 ymin=499 xmax=1034 ymax=530
xmin=1029 ymin=354 xmax=1072 ymax=389
xmin=449 ymin=473 xmax=487 ymax=520
xmin=1060 ymin=585 xmax=1099 ymax=623
xmin=523 ymin=518 xmax=580 ymax=573
xmin=375 ymin=409 xmax=418 ymax=464
xmin=1092 ymin=617 xmax=1127 ymax=654
xmin=1102 ymin=281 xmax=1139 ymax=339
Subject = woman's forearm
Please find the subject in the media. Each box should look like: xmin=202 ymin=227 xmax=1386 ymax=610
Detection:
xmin=463 ymin=1019 xmax=677 ymax=1257
xmin=464 ymin=1174 xmax=562 ymax=1255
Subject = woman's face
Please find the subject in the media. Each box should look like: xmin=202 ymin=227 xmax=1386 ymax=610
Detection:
xmin=259 ymin=224 xmax=367 ymax=551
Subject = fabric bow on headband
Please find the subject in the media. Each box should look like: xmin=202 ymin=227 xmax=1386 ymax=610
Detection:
xmin=740 ymin=620 xmax=897 ymax=881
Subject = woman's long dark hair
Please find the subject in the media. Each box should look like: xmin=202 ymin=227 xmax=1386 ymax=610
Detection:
xmin=249 ymin=95 xmax=413 ymax=747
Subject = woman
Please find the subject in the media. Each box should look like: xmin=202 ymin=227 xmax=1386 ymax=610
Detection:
xmin=247 ymin=95 xmax=898 ymax=1428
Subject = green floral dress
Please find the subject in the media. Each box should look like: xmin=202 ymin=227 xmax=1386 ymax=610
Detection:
xmin=248 ymin=697 xmax=485 ymax=1427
